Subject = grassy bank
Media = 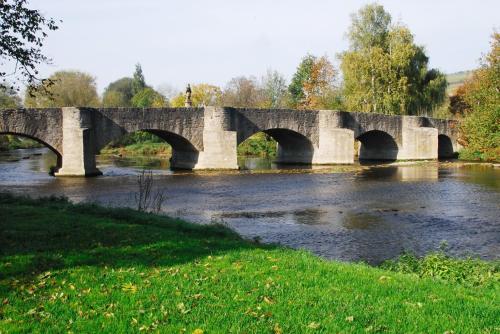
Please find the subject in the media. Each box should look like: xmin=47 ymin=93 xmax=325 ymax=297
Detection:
xmin=100 ymin=141 xmax=172 ymax=157
xmin=237 ymin=133 xmax=277 ymax=157
xmin=459 ymin=148 xmax=500 ymax=163
xmin=0 ymin=194 xmax=498 ymax=333
xmin=100 ymin=133 xmax=277 ymax=158
xmin=0 ymin=135 xmax=43 ymax=151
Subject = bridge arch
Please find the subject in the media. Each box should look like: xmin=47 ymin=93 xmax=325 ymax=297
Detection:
xmin=98 ymin=129 xmax=200 ymax=170
xmin=0 ymin=132 xmax=62 ymax=171
xmin=438 ymin=134 xmax=455 ymax=159
xmin=356 ymin=130 xmax=399 ymax=161
xmin=239 ymin=128 xmax=314 ymax=164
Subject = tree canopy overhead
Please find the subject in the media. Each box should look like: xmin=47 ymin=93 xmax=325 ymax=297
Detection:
xmin=340 ymin=3 xmax=447 ymax=115
xmin=0 ymin=0 xmax=59 ymax=91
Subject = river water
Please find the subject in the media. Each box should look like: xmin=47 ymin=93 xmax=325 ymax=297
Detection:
xmin=1 ymin=148 xmax=499 ymax=264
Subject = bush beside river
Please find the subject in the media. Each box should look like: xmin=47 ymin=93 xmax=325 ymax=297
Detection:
xmin=0 ymin=194 xmax=497 ymax=333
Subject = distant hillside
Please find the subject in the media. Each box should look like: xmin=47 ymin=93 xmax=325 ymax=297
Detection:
xmin=446 ymin=70 xmax=474 ymax=94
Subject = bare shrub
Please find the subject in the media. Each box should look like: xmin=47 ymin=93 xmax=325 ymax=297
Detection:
xmin=134 ymin=170 xmax=166 ymax=213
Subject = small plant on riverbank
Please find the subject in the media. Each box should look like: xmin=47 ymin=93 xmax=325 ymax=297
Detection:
xmin=134 ymin=169 xmax=166 ymax=213
xmin=381 ymin=251 xmax=499 ymax=287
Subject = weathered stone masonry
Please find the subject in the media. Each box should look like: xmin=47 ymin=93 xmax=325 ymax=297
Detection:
xmin=0 ymin=107 xmax=460 ymax=176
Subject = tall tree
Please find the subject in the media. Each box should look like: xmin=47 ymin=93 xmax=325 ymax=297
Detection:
xmin=288 ymin=55 xmax=315 ymax=107
xmin=459 ymin=32 xmax=500 ymax=161
xmin=222 ymin=76 xmax=263 ymax=108
xmin=24 ymin=70 xmax=100 ymax=107
xmin=340 ymin=3 xmax=446 ymax=115
xmin=302 ymin=56 xmax=337 ymax=109
xmin=347 ymin=3 xmax=391 ymax=51
xmin=0 ymin=0 xmax=59 ymax=91
xmin=261 ymin=69 xmax=288 ymax=108
xmin=102 ymin=77 xmax=134 ymax=107
xmin=132 ymin=63 xmax=146 ymax=96
xmin=131 ymin=87 xmax=168 ymax=108
xmin=288 ymin=55 xmax=339 ymax=109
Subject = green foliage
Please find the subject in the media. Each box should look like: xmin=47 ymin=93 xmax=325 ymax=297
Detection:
xmin=0 ymin=135 xmax=43 ymax=151
xmin=382 ymin=251 xmax=499 ymax=287
xmin=341 ymin=4 xmax=447 ymax=115
xmin=102 ymin=77 xmax=135 ymax=107
xmin=237 ymin=132 xmax=277 ymax=157
xmin=347 ymin=3 xmax=391 ymax=51
xmin=288 ymin=54 xmax=315 ymax=107
xmin=131 ymin=87 xmax=167 ymax=108
xmin=0 ymin=86 xmax=21 ymax=108
xmin=103 ymin=131 xmax=165 ymax=153
xmin=132 ymin=63 xmax=146 ymax=96
xmin=24 ymin=71 xmax=100 ymax=108
xmin=100 ymin=141 xmax=171 ymax=156
xmin=0 ymin=194 xmax=498 ymax=333
xmin=459 ymin=33 xmax=500 ymax=162
xmin=261 ymin=70 xmax=289 ymax=108
xmin=102 ymin=90 xmax=127 ymax=108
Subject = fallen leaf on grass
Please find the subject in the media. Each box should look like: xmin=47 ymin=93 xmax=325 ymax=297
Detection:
xmin=307 ymin=321 xmax=321 ymax=329
xmin=263 ymin=296 xmax=274 ymax=304
xmin=122 ymin=283 xmax=138 ymax=293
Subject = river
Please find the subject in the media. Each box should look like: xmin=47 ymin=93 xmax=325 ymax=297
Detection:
xmin=1 ymin=147 xmax=498 ymax=264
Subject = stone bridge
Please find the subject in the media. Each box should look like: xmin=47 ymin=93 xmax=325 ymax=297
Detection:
xmin=0 ymin=107 xmax=460 ymax=176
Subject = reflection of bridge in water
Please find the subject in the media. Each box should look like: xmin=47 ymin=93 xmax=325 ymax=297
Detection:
xmin=0 ymin=107 xmax=460 ymax=176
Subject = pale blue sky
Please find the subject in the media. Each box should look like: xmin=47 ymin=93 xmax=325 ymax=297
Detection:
xmin=29 ymin=0 xmax=499 ymax=94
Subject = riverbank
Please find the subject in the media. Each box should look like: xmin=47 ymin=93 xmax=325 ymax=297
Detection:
xmin=0 ymin=136 xmax=42 ymax=151
xmin=100 ymin=133 xmax=277 ymax=158
xmin=0 ymin=194 xmax=497 ymax=333
xmin=100 ymin=141 xmax=172 ymax=156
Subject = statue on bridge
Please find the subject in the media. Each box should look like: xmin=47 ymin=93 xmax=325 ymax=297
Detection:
xmin=185 ymin=84 xmax=193 ymax=107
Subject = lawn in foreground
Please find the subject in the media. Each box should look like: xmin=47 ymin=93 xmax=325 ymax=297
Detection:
xmin=0 ymin=195 xmax=498 ymax=333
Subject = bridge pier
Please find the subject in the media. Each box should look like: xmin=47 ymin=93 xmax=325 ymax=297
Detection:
xmin=398 ymin=117 xmax=438 ymax=160
xmin=55 ymin=107 xmax=102 ymax=177
xmin=190 ymin=107 xmax=238 ymax=170
xmin=312 ymin=111 xmax=354 ymax=164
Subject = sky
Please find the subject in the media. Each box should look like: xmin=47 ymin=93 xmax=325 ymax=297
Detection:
xmin=26 ymin=0 xmax=500 ymax=94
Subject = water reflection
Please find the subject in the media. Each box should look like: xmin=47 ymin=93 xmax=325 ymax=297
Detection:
xmin=0 ymin=148 xmax=499 ymax=264
xmin=341 ymin=212 xmax=384 ymax=230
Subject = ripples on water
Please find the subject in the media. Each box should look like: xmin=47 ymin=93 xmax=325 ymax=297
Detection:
xmin=1 ymin=148 xmax=499 ymax=264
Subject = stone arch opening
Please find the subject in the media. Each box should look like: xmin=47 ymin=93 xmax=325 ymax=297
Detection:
xmin=438 ymin=135 xmax=455 ymax=159
xmin=0 ymin=132 xmax=62 ymax=173
xmin=356 ymin=130 xmax=398 ymax=161
xmin=239 ymin=128 xmax=314 ymax=164
xmin=99 ymin=129 xmax=199 ymax=170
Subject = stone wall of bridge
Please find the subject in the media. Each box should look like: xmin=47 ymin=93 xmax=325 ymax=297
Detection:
xmin=0 ymin=106 xmax=460 ymax=176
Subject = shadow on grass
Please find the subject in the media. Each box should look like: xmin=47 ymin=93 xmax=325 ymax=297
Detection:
xmin=0 ymin=193 xmax=270 ymax=282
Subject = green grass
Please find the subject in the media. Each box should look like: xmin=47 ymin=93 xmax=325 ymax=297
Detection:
xmin=100 ymin=141 xmax=172 ymax=157
xmin=102 ymin=132 xmax=277 ymax=158
xmin=0 ymin=194 xmax=498 ymax=333
xmin=459 ymin=148 xmax=500 ymax=162
xmin=237 ymin=132 xmax=277 ymax=157
xmin=0 ymin=135 xmax=43 ymax=151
